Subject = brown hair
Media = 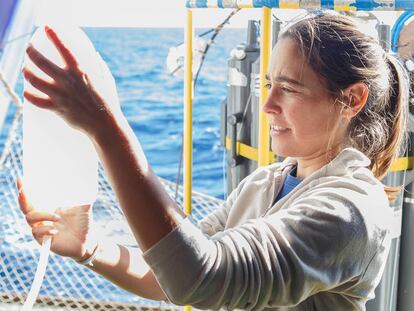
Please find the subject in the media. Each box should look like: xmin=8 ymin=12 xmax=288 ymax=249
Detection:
xmin=281 ymin=13 xmax=409 ymax=201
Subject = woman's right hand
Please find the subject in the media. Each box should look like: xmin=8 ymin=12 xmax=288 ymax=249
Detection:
xmin=17 ymin=178 xmax=97 ymax=262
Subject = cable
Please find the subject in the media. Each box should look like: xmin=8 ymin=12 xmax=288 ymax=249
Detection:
xmin=174 ymin=132 xmax=184 ymax=201
xmin=174 ymin=11 xmax=239 ymax=48
xmin=0 ymin=30 xmax=35 ymax=51
xmin=0 ymin=69 xmax=23 ymax=108
xmin=193 ymin=9 xmax=241 ymax=88
xmin=222 ymin=146 xmax=227 ymax=199
xmin=21 ymin=237 xmax=51 ymax=311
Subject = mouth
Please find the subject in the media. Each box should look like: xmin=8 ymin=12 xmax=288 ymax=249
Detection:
xmin=270 ymin=125 xmax=290 ymax=134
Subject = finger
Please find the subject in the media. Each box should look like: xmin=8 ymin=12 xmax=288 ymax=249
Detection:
xmin=16 ymin=177 xmax=23 ymax=194
xmin=23 ymin=91 xmax=54 ymax=109
xmin=26 ymin=45 xmax=65 ymax=81
xmin=32 ymin=225 xmax=58 ymax=239
xmin=79 ymin=204 xmax=92 ymax=213
xmin=17 ymin=183 xmax=34 ymax=215
xmin=23 ymin=68 xmax=60 ymax=97
xmin=26 ymin=210 xmax=60 ymax=225
xmin=45 ymin=26 xmax=79 ymax=69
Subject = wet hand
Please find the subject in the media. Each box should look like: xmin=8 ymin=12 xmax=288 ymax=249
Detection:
xmin=16 ymin=178 xmax=97 ymax=261
xmin=22 ymin=26 xmax=121 ymax=140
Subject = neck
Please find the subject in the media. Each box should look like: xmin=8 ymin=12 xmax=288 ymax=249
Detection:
xmin=295 ymin=144 xmax=343 ymax=179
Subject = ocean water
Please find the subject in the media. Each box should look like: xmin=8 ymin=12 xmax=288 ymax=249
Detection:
xmin=0 ymin=27 xmax=248 ymax=308
xmin=6 ymin=27 xmax=247 ymax=199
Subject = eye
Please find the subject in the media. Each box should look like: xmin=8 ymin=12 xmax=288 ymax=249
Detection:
xmin=281 ymin=86 xmax=296 ymax=93
xmin=264 ymin=82 xmax=272 ymax=90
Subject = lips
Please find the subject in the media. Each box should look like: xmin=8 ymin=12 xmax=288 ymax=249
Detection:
xmin=270 ymin=124 xmax=290 ymax=135
xmin=271 ymin=125 xmax=289 ymax=131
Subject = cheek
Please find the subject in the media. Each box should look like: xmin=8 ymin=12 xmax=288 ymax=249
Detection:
xmin=290 ymin=103 xmax=337 ymax=136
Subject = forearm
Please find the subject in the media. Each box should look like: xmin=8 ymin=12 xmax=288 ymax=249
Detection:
xmin=86 ymin=241 xmax=166 ymax=300
xmin=91 ymin=115 xmax=186 ymax=251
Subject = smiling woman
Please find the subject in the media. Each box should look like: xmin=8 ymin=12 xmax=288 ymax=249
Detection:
xmin=17 ymin=12 xmax=409 ymax=311
xmin=263 ymin=37 xmax=350 ymax=174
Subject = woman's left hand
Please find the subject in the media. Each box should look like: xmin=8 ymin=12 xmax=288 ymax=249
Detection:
xmin=23 ymin=26 xmax=120 ymax=140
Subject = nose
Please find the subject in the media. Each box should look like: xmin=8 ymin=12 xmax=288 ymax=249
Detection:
xmin=262 ymin=89 xmax=282 ymax=115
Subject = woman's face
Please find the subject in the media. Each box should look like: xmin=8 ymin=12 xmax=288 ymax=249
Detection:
xmin=263 ymin=37 xmax=346 ymax=159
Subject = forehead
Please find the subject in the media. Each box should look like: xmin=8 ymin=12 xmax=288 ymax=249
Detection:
xmin=268 ymin=37 xmax=326 ymax=90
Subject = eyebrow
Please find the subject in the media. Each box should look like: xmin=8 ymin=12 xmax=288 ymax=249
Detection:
xmin=265 ymin=73 xmax=305 ymax=87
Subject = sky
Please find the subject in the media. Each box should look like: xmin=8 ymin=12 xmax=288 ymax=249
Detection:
xmin=34 ymin=0 xmax=398 ymax=32
xmin=34 ymin=0 xmax=264 ymax=28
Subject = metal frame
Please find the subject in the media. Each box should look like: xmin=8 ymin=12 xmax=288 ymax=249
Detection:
xmin=185 ymin=0 xmax=414 ymax=10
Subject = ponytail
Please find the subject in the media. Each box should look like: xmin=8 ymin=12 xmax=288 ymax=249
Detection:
xmin=373 ymin=54 xmax=409 ymax=202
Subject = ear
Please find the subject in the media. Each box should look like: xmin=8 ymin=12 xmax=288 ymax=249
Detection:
xmin=340 ymin=82 xmax=369 ymax=120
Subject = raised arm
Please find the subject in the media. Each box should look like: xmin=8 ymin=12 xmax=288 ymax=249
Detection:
xmin=23 ymin=26 xmax=185 ymax=252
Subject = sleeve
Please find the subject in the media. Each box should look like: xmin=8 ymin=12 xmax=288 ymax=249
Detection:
xmin=198 ymin=168 xmax=260 ymax=236
xmin=143 ymin=192 xmax=370 ymax=310
xmin=197 ymin=201 xmax=231 ymax=236
xmin=198 ymin=186 xmax=238 ymax=236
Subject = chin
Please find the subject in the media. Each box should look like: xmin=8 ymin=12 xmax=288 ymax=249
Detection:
xmin=271 ymin=144 xmax=291 ymax=158
xmin=271 ymin=142 xmax=305 ymax=158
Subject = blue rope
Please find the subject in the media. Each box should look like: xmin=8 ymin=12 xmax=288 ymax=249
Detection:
xmin=391 ymin=11 xmax=414 ymax=53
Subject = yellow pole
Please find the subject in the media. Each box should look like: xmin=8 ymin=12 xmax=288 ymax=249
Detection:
xmin=184 ymin=9 xmax=193 ymax=216
xmin=184 ymin=8 xmax=193 ymax=311
xmin=258 ymin=7 xmax=272 ymax=167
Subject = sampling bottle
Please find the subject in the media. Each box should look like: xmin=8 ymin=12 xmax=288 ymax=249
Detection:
xmin=22 ymin=23 xmax=118 ymax=310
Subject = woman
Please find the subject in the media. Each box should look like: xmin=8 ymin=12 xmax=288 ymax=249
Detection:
xmin=18 ymin=13 xmax=408 ymax=310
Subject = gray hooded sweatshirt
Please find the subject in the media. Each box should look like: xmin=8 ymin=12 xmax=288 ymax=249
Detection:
xmin=143 ymin=148 xmax=393 ymax=310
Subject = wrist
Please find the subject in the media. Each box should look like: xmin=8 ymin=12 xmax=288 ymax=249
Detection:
xmin=90 ymin=112 xmax=129 ymax=146
xmin=76 ymin=242 xmax=100 ymax=266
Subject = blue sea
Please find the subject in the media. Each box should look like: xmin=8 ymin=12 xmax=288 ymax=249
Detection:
xmin=5 ymin=27 xmax=247 ymax=199
xmin=0 ymin=27 xmax=248 ymax=308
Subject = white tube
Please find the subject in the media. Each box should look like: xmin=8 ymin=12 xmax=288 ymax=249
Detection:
xmin=21 ymin=237 xmax=51 ymax=311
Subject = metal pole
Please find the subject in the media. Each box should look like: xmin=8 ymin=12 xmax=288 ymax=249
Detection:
xmin=397 ymin=134 xmax=414 ymax=310
xmin=183 ymin=8 xmax=193 ymax=311
xmin=258 ymin=6 xmax=271 ymax=167
xmin=397 ymin=87 xmax=414 ymax=311
xmin=184 ymin=9 xmax=193 ymax=216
